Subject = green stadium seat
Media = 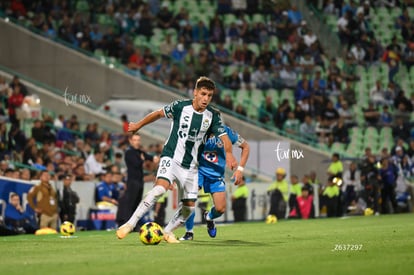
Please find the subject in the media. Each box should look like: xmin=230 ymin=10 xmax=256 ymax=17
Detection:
xmin=331 ymin=142 xmax=346 ymax=154
xmin=247 ymin=43 xmax=260 ymax=56
xmin=235 ymin=89 xmax=251 ymax=105
xmin=220 ymin=89 xmax=235 ymax=101
xmin=247 ymin=104 xmax=259 ymax=119
xmin=379 ymin=127 xmax=392 ymax=138
xmin=250 ymin=89 xmax=265 ymax=107
xmin=76 ymin=0 xmax=89 ymax=12
xmin=223 ymin=14 xmax=237 ymax=26
xmin=252 ymin=14 xmax=265 ymax=24
xmin=265 ymin=89 xmax=279 ymax=105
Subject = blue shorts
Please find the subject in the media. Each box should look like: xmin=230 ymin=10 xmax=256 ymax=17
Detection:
xmin=199 ymin=173 xmax=226 ymax=194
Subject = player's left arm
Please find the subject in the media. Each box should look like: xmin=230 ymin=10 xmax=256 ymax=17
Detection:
xmin=220 ymin=134 xmax=238 ymax=172
xmin=231 ymin=135 xmax=250 ymax=185
xmin=211 ymin=110 xmax=238 ymax=171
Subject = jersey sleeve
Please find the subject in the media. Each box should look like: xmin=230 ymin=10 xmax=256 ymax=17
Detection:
xmin=163 ymin=100 xmax=181 ymax=120
xmin=226 ymin=126 xmax=245 ymax=146
xmin=210 ymin=110 xmax=226 ymax=137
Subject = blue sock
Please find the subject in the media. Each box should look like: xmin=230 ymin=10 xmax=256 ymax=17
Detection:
xmin=208 ymin=206 xmax=222 ymax=220
xmin=185 ymin=211 xmax=195 ymax=232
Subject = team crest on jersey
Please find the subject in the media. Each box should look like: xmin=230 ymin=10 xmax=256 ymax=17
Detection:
xmin=202 ymin=119 xmax=210 ymax=131
xmin=204 ymin=151 xmax=218 ymax=163
xmin=159 ymin=167 xmax=167 ymax=174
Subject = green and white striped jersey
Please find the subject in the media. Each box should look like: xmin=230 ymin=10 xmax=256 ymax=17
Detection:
xmin=162 ymin=99 xmax=226 ymax=169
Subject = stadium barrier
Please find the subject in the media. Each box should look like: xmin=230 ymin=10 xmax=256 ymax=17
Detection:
xmin=1 ymin=176 xmax=325 ymax=230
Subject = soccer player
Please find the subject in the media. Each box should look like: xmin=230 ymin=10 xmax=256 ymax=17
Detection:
xmin=180 ymin=125 xmax=249 ymax=240
xmin=116 ymin=76 xmax=239 ymax=243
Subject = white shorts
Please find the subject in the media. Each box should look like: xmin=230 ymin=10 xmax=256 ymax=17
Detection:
xmin=156 ymin=156 xmax=199 ymax=200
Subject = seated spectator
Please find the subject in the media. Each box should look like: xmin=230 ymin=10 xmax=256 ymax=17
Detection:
xmin=393 ymin=102 xmax=412 ymax=124
xmin=4 ymin=192 xmax=37 ymax=234
xmin=331 ymin=118 xmax=350 ymax=144
xmin=8 ymin=123 xmax=26 ymax=153
xmin=209 ymin=16 xmax=225 ymax=44
xmin=84 ymin=149 xmax=106 ymax=175
xmin=326 ymin=74 xmax=341 ymax=98
xmin=259 ymin=96 xmax=276 ymax=124
xmin=337 ymin=11 xmax=352 ymax=46
xmin=341 ymin=80 xmax=357 ymax=106
xmin=274 ymin=99 xmax=291 ymax=129
xmin=342 ymin=54 xmax=360 ymax=81
xmin=252 ymin=64 xmax=272 ymax=89
xmin=293 ymin=102 xmax=306 ymax=123
xmin=171 ymin=43 xmax=187 ymax=63
xmin=283 ymin=111 xmax=300 ymax=135
xmin=370 ymin=80 xmax=386 ymax=107
xmin=379 ymin=105 xmax=393 ymax=127
xmin=363 ymin=102 xmax=380 ymax=126
xmin=322 ymin=101 xmax=339 ymax=127
xmin=310 ymin=70 xmax=327 ymax=92
xmin=407 ymin=140 xmax=414 ymax=159
xmin=223 ymin=71 xmax=241 ymax=90
xmin=315 ymin=116 xmax=332 ymax=144
xmin=394 ymin=90 xmax=413 ymax=113
xmin=337 ymin=101 xmax=355 ymax=127
xmin=279 ymin=65 xmax=298 ymax=88
xmin=234 ymin=104 xmax=247 ymax=117
xmin=295 ymin=78 xmax=311 ymax=102
xmin=192 ymin=20 xmax=209 ymax=43
xmin=403 ymin=41 xmax=414 ymax=73
xmin=392 ymin=118 xmax=411 ymax=141
xmin=288 ymin=185 xmax=315 ymax=219
xmin=300 ymin=115 xmax=317 ymax=142
xmin=214 ymin=43 xmax=231 ymax=66
xmin=157 ymin=2 xmax=174 ymax=29
xmin=95 ymin=171 xmax=121 ymax=206
xmin=221 ymin=94 xmax=234 ymax=110
xmin=240 ymin=66 xmax=253 ymax=88
xmin=298 ymin=50 xmax=315 ymax=76
xmin=275 ymin=11 xmax=293 ymax=41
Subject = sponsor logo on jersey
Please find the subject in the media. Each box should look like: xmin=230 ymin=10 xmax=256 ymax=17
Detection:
xmin=204 ymin=151 xmax=218 ymax=163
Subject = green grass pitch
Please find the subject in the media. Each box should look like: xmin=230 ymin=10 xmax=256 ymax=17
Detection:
xmin=1 ymin=214 xmax=413 ymax=275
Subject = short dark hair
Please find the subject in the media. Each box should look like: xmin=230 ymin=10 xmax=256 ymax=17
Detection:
xmin=195 ymin=76 xmax=216 ymax=91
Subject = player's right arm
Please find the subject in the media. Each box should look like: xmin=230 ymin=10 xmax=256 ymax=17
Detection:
xmin=128 ymin=109 xmax=165 ymax=133
xmin=27 ymin=186 xmax=41 ymax=213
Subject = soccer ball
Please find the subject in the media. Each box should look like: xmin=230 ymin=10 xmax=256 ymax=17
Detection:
xmin=139 ymin=222 xmax=164 ymax=245
xmin=60 ymin=221 xmax=76 ymax=236
xmin=364 ymin=208 xmax=374 ymax=216
xmin=265 ymin=214 xmax=278 ymax=224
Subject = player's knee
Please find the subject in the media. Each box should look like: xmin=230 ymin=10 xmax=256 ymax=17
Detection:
xmin=215 ymin=204 xmax=226 ymax=214
xmin=151 ymin=185 xmax=166 ymax=197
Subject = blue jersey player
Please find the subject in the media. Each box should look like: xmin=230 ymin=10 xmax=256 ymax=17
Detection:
xmin=180 ymin=125 xmax=250 ymax=240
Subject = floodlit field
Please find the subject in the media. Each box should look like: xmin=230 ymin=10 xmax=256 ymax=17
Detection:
xmin=1 ymin=214 xmax=413 ymax=275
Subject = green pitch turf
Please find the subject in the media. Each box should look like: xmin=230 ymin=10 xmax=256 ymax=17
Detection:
xmin=1 ymin=214 xmax=413 ymax=275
